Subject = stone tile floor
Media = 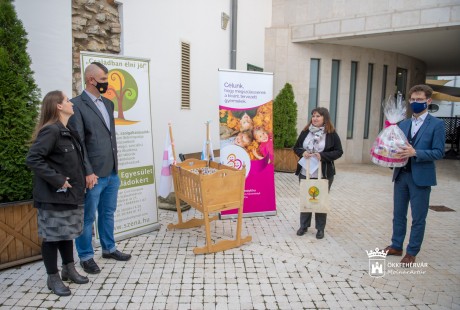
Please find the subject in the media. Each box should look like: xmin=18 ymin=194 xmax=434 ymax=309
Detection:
xmin=1 ymin=160 xmax=459 ymax=309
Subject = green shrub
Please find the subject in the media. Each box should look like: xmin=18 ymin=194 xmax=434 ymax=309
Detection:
xmin=0 ymin=0 xmax=40 ymax=203
xmin=273 ymin=83 xmax=297 ymax=148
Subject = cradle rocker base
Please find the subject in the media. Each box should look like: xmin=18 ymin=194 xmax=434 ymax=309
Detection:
xmin=193 ymin=235 xmax=252 ymax=254
xmin=169 ymin=159 xmax=251 ymax=254
xmin=167 ymin=215 xmax=218 ymax=230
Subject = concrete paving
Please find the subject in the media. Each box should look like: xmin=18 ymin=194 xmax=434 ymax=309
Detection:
xmin=1 ymin=160 xmax=459 ymax=309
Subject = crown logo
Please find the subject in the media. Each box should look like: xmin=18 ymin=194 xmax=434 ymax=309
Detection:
xmin=366 ymin=247 xmax=388 ymax=258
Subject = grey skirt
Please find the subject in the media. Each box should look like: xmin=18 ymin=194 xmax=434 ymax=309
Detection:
xmin=37 ymin=205 xmax=84 ymax=242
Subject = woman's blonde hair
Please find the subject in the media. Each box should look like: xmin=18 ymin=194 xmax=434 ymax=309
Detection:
xmin=31 ymin=90 xmax=64 ymax=142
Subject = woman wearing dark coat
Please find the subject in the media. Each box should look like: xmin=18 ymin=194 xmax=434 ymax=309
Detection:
xmin=26 ymin=90 xmax=88 ymax=296
xmin=293 ymin=107 xmax=343 ymax=239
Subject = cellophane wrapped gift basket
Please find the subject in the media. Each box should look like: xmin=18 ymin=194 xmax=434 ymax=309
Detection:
xmin=370 ymin=93 xmax=409 ymax=167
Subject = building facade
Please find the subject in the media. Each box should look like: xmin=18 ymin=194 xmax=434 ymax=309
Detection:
xmin=14 ymin=0 xmax=272 ymax=183
xmin=265 ymin=0 xmax=460 ymax=163
xmin=15 ymin=0 xmax=460 ymax=169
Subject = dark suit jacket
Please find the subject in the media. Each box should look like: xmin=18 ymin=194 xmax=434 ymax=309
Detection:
xmin=392 ymin=114 xmax=445 ymax=186
xmin=69 ymin=91 xmax=118 ymax=178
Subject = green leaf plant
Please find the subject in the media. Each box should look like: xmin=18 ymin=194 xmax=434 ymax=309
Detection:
xmin=273 ymin=83 xmax=297 ymax=149
xmin=0 ymin=0 xmax=41 ymax=202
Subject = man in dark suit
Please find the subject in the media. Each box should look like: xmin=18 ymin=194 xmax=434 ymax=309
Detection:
xmin=384 ymin=84 xmax=445 ymax=267
xmin=69 ymin=62 xmax=131 ymax=274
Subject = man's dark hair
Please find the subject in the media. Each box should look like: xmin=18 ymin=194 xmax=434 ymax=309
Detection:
xmin=91 ymin=61 xmax=108 ymax=74
xmin=408 ymin=84 xmax=433 ymax=99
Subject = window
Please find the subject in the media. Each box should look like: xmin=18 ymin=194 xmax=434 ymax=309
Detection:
xmin=379 ymin=65 xmax=388 ymax=131
xmin=364 ymin=63 xmax=373 ymax=139
xmin=308 ymin=59 xmax=320 ymax=117
xmin=247 ymin=63 xmax=263 ymax=72
xmin=330 ymin=60 xmax=340 ymax=126
xmin=396 ymin=67 xmax=407 ymax=100
xmin=347 ymin=61 xmax=358 ymax=139
xmin=181 ymin=41 xmax=190 ymax=109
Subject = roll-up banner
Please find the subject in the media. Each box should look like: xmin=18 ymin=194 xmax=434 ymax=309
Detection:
xmin=218 ymin=69 xmax=276 ymax=218
xmin=80 ymin=52 xmax=160 ymax=241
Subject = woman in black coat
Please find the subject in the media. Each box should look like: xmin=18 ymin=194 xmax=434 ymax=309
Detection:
xmin=26 ymin=91 xmax=88 ymax=296
xmin=293 ymin=107 xmax=343 ymax=239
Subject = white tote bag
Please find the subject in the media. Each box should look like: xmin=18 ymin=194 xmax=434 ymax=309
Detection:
xmin=299 ymin=159 xmax=330 ymax=213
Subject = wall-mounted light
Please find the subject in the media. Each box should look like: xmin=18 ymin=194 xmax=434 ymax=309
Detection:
xmin=221 ymin=12 xmax=230 ymax=30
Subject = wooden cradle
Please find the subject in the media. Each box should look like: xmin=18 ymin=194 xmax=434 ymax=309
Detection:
xmin=167 ymin=159 xmax=252 ymax=254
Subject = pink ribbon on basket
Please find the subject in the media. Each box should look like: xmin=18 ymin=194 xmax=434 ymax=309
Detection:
xmin=384 ymin=120 xmax=396 ymax=128
xmin=371 ymin=152 xmax=408 ymax=163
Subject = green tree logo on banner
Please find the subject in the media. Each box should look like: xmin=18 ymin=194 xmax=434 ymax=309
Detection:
xmin=104 ymin=68 xmax=139 ymax=124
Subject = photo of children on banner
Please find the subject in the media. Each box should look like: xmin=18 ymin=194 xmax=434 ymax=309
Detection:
xmin=220 ymin=130 xmax=254 ymax=149
xmin=370 ymin=93 xmax=409 ymax=167
xmin=219 ymin=103 xmax=273 ymax=162
xmin=252 ymin=127 xmax=274 ymax=163
xmin=220 ymin=109 xmax=256 ymax=150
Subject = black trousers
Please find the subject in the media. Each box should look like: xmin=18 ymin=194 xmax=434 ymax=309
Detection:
xmin=41 ymin=240 xmax=74 ymax=274
xmin=299 ymin=174 xmax=333 ymax=231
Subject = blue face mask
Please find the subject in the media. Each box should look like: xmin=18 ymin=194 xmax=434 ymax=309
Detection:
xmin=410 ymin=102 xmax=427 ymax=114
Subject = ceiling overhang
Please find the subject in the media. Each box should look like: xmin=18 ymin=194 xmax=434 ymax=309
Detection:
xmin=291 ymin=25 xmax=460 ymax=76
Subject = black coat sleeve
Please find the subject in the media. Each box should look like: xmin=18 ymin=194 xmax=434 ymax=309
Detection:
xmin=320 ymin=132 xmax=343 ymax=162
xmin=26 ymin=126 xmax=66 ymax=189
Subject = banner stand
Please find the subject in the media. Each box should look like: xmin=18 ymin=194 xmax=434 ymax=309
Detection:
xmin=80 ymin=52 xmax=160 ymax=243
xmin=218 ymin=69 xmax=276 ymax=218
xmin=95 ymin=223 xmax=160 ymax=246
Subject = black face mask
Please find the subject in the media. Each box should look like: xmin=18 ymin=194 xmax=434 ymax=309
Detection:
xmin=94 ymin=80 xmax=109 ymax=94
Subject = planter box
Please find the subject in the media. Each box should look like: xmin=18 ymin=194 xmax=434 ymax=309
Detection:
xmin=274 ymin=148 xmax=298 ymax=173
xmin=0 ymin=200 xmax=42 ymax=270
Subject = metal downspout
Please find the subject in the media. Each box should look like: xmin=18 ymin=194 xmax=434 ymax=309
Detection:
xmin=230 ymin=0 xmax=237 ymax=69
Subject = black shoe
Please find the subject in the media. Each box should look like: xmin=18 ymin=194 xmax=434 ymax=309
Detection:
xmin=102 ymin=250 xmax=131 ymax=261
xmin=316 ymin=230 xmax=324 ymax=239
xmin=80 ymin=258 xmax=101 ymax=274
xmin=296 ymin=227 xmax=308 ymax=236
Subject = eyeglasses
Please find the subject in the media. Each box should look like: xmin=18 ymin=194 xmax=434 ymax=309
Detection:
xmin=408 ymin=98 xmax=427 ymax=103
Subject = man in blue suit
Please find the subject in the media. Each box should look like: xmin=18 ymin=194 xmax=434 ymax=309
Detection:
xmin=384 ymin=84 xmax=445 ymax=267
xmin=69 ymin=62 xmax=131 ymax=274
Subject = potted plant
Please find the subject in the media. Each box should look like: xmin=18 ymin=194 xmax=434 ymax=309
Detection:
xmin=0 ymin=0 xmax=42 ymax=270
xmin=273 ymin=83 xmax=298 ymax=172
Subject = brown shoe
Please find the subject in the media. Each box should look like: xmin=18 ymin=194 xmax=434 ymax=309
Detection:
xmin=383 ymin=246 xmax=403 ymax=256
xmin=400 ymin=254 xmax=416 ymax=267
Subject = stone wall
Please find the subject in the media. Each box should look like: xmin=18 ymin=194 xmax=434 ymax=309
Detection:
xmin=72 ymin=0 xmax=121 ymax=96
